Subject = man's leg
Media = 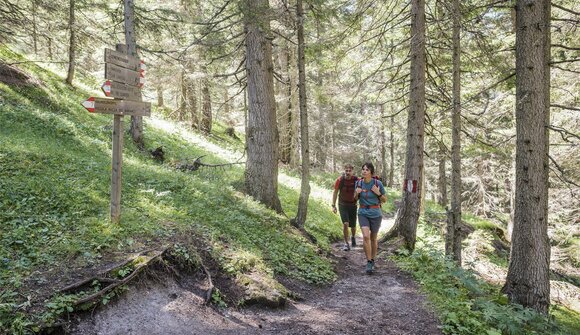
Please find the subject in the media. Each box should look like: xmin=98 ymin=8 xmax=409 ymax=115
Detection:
xmin=339 ymin=206 xmax=351 ymax=250
xmin=349 ymin=206 xmax=357 ymax=247
xmin=343 ymin=222 xmax=350 ymax=244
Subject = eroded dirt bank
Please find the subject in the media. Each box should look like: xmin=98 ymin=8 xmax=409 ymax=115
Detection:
xmin=70 ymin=234 xmax=441 ymax=335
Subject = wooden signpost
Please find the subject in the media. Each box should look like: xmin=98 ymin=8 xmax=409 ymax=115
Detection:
xmin=81 ymin=44 xmax=150 ymax=223
xmin=101 ymin=80 xmax=141 ymax=101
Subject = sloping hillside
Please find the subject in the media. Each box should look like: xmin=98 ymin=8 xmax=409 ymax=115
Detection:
xmin=0 ymin=46 xmax=339 ymax=332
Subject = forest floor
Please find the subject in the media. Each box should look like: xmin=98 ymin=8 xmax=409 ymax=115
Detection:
xmin=69 ymin=217 xmax=442 ymax=335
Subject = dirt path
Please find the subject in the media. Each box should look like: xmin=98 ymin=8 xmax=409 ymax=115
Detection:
xmin=70 ymin=219 xmax=442 ymax=335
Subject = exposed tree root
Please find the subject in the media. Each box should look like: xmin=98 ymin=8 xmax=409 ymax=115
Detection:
xmin=200 ymin=262 xmax=214 ymax=304
xmin=56 ymin=249 xmax=167 ymax=308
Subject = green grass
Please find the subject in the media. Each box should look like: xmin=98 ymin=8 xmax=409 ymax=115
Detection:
xmin=0 ymin=46 xmax=337 ymax=333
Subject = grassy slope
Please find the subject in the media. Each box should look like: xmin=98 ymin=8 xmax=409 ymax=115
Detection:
xmin=0 ymin=47 xmax=340 ymax=332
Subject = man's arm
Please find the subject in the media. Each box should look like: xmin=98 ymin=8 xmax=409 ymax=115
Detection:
xmin=331 ymin=180 xmax=339 ymax=213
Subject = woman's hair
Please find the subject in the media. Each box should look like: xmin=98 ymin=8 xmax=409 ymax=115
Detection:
xmin=362 ymin=162 xmax=375 ymax=175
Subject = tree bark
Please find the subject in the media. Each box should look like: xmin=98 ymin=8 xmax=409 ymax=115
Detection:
xmin=276 ymin=39 xmax=292 ymax=164
xmin=295 ymin=0 xmax=310 ymax=227
xmin=331 ymin=106 xmax=336 ymax=173
xmin=31 ymin=0 xmax=38 ymax=55
xmin=388 ymin=0 xmax=426 ymax=252
xmin=446 ymin=0 xmax=462 ymax=265
xmin=157 ymin=86 xmax=164 ymax=107
xmin=388 ymin=114 xmax=395 ymax=188
xmin=243 ymin=0 xmax=283 ymax=213
xmin=437 ymin=146 xmax=447 ymax=207
xmin=179 ymin=69 xmax=187 ymax=121
xmin=125 ymin=0 xmax=144 ymax=150
xmin=437 ymin=144 xmax=447 ymax=207
xmin=380 ymin=104 xmax=387 ymax=180
xmin=65 ymin=0 xmax=75 ymax=86
xmin=201 ymin=76 xmax=212 ymax=133
xmin=188 ymin=78 xmax=198 ymax=129
xmin=502 ymin=0 xmax=551 ymax=315
xmin=223 ymin=87 xmax=230 ymax=118
xmin=289 ymin=42 xmax=300 ymax=168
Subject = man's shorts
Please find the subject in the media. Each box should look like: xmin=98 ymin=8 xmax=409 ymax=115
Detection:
xmin=338 ymin=204 xmax=357 ymax=228
xmin=358 ymin=215 xmax=382 ymax=234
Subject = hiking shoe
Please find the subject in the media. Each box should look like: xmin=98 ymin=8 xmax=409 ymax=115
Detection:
xmin=342 ymin=243 xmax=350 ymax=251
xmin=351 ymin=236 xmax=356 ymax=247
xmin=371 ymin=259 xmax=377 ymax=270
xmin=366 ymin=261 xmax=373 ymax=274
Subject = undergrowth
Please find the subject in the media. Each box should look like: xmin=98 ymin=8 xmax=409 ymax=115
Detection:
xmin=389 ymin=203 xmax=580 ymax=335
xmin=392 ymin=247 xmax=577 ymax=334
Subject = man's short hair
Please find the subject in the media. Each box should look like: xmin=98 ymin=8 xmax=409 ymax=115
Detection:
xmin=344 ymin=163 xmax=354 ymax=169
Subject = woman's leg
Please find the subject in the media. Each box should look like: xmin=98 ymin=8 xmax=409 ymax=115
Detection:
xmin=370 ymin=230 xmax=379 ymax=260
xmin=361 ymin=226 xmax=372 ymax=260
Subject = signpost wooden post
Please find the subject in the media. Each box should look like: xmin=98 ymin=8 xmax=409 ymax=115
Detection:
xmin=81 ymin=44 xmax=149 ymax=223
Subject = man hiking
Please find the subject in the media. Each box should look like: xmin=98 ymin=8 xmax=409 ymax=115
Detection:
xmin=331 ymin=164 xmax=359 ymax=251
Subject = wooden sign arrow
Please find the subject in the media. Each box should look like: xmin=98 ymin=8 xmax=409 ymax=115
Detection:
xmin=105 ymin=48 xmax=141 ymax=72
xmin=101 ymin=80 xmax=141 ymax=101
xmin=105 ymin=63 xmax=145 ymax=88
xmin=81 ymin=97 xmax=151 ymax=116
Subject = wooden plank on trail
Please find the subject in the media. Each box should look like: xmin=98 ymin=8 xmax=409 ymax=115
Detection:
xmin=105 ymin=63 xmax=144 ymax=88
xmin=81 ymin=97 xmax=151 ymax=116
xmin=101 ymin=80 xmax=141 ymax=101
xmin=105 ymin=48 xmax=140 ymax=72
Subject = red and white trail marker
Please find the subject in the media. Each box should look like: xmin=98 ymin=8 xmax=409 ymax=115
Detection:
xmin=101 ymin=80 xmax=112 ymax=96
xmin=81 ymin=97 xmax=96 ymax=112
xmin=404 ymin=179 xmax=418 ymax=193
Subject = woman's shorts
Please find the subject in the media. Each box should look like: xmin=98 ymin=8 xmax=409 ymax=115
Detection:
xmin=338 ymin=204 xmax=357 ymax=228
xmin=358 ymin=215 xmax=382 ymax=233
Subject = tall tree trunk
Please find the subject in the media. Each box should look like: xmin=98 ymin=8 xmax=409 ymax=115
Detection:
xmin=437 ymin=144 xmax=447 ymax=207
xmin=502 ymin=0 xmax=551 ymax=315
xmin=388 ymin=114 xmax=395 ymax=188
xmin=385 ymin=0 xmax=426 ymax=251
xmin=65 ymin=0 xmax=75 ymax=85
xmin=243 ymin=0 xmax=283 ymax=213
xmin=295 ymin=0 xmax=310 ymax=227
xmin=223 ymin=87 xmax=230 ymax=118
xmin=289 ymin=43 xmax=300 ymax=168
xmin=125 ymin=0 xmax=144 ymax=150
xmin=179 ymin=70 xmax=187 ymax=122
xmin=201 ymin=77 xmax=212 ymax=133
xmin=380 ymin=104 xmax=387 ymax=180
xmin=47 ymin=31 xmax=53 ymax=60
xmin=507 ymin=151 xmax=516 ymax=242
xmin=31 ymin=0 xmax=38 ymax=55
xmin=276 ymin=40 xmax=292 ymax=164
xmin=157 ymin=86 xmax=164 ymax=107
xmin=188 ymin=79 xmax=198 ymax=129
xmin=446 ymin=0 xmax=462 ymax=265
xmin=331 ymin=107 xmax=336 ymax=173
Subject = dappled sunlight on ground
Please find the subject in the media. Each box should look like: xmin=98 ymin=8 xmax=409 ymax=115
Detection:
xmin=149 ymin=116 xmax=334 ymax=204
xmin=148 ymin=116 xmax=244 ymax=162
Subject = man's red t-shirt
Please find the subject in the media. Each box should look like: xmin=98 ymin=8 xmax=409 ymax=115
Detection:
xmin=334 ymin=176 xmax=358 ymax=206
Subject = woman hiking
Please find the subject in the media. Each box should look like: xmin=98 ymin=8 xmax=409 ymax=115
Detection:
xmin=354 ymin=162 xmax=386 ymax=274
